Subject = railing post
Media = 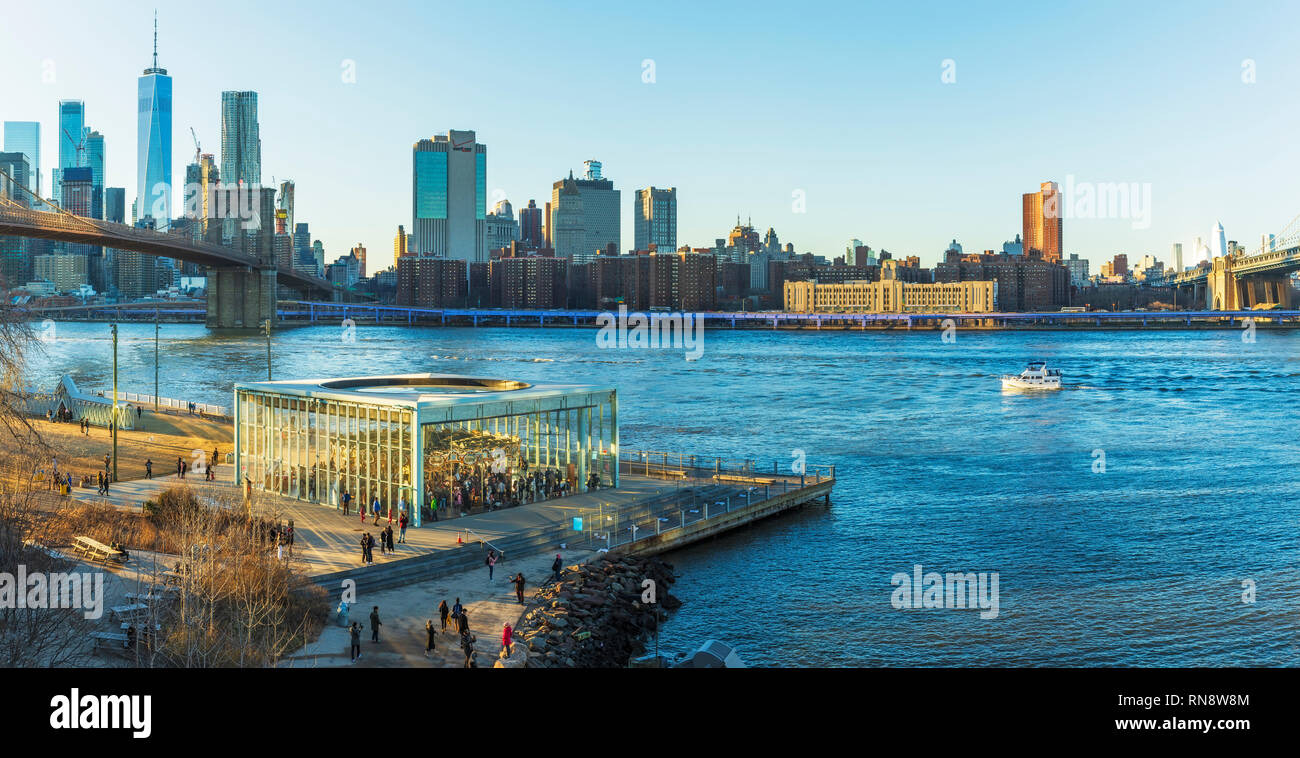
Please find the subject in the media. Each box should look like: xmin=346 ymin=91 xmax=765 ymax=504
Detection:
xmin=704 ymin=502 xmax=709 ymax=519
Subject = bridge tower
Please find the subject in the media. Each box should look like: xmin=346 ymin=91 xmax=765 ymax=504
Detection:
xmin=206 ymin=186 xmax=279 ymax=329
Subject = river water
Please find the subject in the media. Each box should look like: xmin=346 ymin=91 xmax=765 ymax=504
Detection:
xmin=25 ymin=321 xmax=1300 ymax=666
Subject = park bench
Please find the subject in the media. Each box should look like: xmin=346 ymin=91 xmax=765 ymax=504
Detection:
xmin=90 ymin=631 xmax=130 ymax=650
xmin=110 ymin=603 xmax=147 ymax=623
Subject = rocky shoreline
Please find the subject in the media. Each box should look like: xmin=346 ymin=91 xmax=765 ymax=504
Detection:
xmin=512 ymin=554 xmax=682 ymax=668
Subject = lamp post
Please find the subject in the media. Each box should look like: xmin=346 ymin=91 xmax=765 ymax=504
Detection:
xmin=111 ymin=322 xmax=118 ymax=484
xmin=262 ymin=319 xmax=272 ymax=380
xmin=154 ymin=308 xmax=160 ymax=411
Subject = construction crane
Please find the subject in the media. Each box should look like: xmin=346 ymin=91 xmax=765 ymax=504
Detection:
xmin=189 ymin=127 xmax=201 ymax=165
xmin=62 ymin=127 xmax=87 ymax=166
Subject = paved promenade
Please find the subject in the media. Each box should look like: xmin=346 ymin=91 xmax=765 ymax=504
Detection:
xmin=71 ymin=465 xmax=691 ymax=575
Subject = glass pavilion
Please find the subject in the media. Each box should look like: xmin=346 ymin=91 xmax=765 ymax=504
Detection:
xmin=233 ymin=374 xmax=618 ymax=526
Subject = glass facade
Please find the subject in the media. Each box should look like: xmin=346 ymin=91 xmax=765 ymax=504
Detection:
xmin=234 ymin=376 xmax=618 ymax=527
xmin=476 ymin=152 xmax=486 ymax=220
xmin=57 ymin=100 xmax=84 ymax=206
xmin=3 ymin=121 xmax=40 ymax=196
xmin=138 ymin=71 xmax=173 ymax=223
xmin=414 ymin=150 xmax=448 ymax=219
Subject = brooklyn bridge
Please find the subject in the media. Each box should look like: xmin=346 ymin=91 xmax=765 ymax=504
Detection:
xmin=0 ymin=169 xmax=341 ymax=329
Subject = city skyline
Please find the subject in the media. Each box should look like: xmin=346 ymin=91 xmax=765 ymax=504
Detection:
xmin=3 ymin=1 xmax=1298 ymax=275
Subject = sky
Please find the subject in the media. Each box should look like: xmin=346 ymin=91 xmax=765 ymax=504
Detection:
xmin=3 ymin=0 xmax=1299 ymax=274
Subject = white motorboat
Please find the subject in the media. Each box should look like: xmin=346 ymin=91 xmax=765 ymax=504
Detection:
xmin=1000 ymin=361 xmax=1062 ymax=390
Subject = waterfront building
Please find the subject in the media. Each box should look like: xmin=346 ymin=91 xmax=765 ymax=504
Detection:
xmin=634 ymin=187 xmax=677 ymax=253
xmin=138 ymin=21 xmax=172 ymax=226
xmin=412 ymin=129 xmax=487 ymax=263
xmin=935 ymin=248 xmax=1069 ymax=311
xmin=395 ymin=255 xmax=467 ymax=306
xmin=233 ymin=374 xmax=619 ymax=527
xmin=1022 ymin=181 xmax=1063 ymax=263
xmin=550 ymin=162 xmax=620 ymax=263
xmin=3 ymin=121 xmax=40 ymax=196
xmin=34 ymin=253 xmax=89 ymax=293
xmin=785 ymin=262 xmax=995 ymax=314
xmin=489 ymin=249 xmax=568 ymax=309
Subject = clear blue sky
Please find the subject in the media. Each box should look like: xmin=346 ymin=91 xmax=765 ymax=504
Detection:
xmin=3 ymin=0 xmax=1298 ymax=272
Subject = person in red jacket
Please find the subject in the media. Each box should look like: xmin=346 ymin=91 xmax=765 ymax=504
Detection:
xmin=502 ymin=623 xmax=513 ymax=657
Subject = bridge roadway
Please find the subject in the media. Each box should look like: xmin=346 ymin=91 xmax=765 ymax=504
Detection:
xmin=0 ymin=202 xmax=335 ymax=296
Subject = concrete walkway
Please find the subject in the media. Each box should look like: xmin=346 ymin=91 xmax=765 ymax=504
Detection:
xmin=71 ymin=465 xmax=690 ymax=576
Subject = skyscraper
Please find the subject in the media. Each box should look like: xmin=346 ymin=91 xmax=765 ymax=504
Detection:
xmin=3 ymin=122 xmax=40 ymax=196
xmin=518 ymin=199 xmax=543 ymax=247
xmin=550 ymin=162 xmax=620 ymax=262
xmin=138 ymin=15 xmax=172 ymax=226
xmin=1171 ymin=242 xmax=1183 ymax=272
xmin=412 ymin=129 xmax=487 ymax=263
xmin=1022 ymin=181 xmax=1063 ymax=263
xmin=221 ymin=91 xmax=261 ymax=186
xmin=278 ymin=180 xmax=294 ymax=233
xmin=56 ymin=100 xmax=85 ymax=206
xmin=634 ymin=187 xmax=677 ymax=252
xmin=1214 ymin=222 xmax=1227 ymax=259
xmin=84 ymin=130 xmax=104 ymax=219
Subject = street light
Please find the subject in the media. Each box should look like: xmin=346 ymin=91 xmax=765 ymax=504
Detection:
xmin=262 ymin=319 xmax=272 ymax=380
xmin=111 ymin=322 xmax=118 ymax=484
xmin=154 ymin=308 xmax=160 ymax=411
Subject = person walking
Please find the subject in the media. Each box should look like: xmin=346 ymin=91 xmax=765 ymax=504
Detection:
xmin=398 ymin=512 xmax=408 ymax=543
xmin=551 ymin=553 xmax=563 ymax=584
xmin=341 ymin=489 xmax=352 ymax=517
xmin=511 ymin=572 xmax=526 ymax=604
xmin=425 ymin=619 xmax=436 ymax=658
xmin=384 ymin=524 xmax=394 ymax=553
xmin=145 ymin=459 xmax=152 ymax=479
xmin=501 ymin=623 xmax=514 ymax=657
xmin=359 ymin=533 xmax=369 ymax=565
xmin=486 ymin=550 xmax=498 ymax=582
xmin=371 ymin=497 xmax=381 ymax=524
xmin=175 ymin=456 xmax=183 ymax=479
xmin=438 ymin=600 xmax=450 ymax=632
xmin=349 ymin=622 xmax=362 ymax=663
xmin=369 ymin=606 xmax=382 ymax=642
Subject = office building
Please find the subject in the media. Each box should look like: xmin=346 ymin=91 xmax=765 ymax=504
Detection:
xmin=1064 ymin=253 xmax=1089 ymax=287
xmin=394 ymin=225 xmax=414 ymax=259
xmin=519 ymin=199 xmax=543 ymax=247
xmin=634 ymin=186 xmax=676 ymax=252
xmin=785 ymin=261 xmax=996 ymax=314
xmin=1022 ymin=181 xmax=1063 ymax=263
xmin=486 ymin=199 xmax=519 ymax=253
xmin=412 ymin=129 xmax=486 ymax=263
xmin=550 ymin=162 xmax=620 ymax=262
xmin=3 ymin=122 xmax=40 ymax=196
xmin=34 ymin=253 xmax=89 ymax=293
xmin=138 ymin=20 xmax=172 ymax=225
xmin=1171 ymin=243 xmax=1183 ymax=273
xmin=56 ymin=100 xmax=85 ymax=206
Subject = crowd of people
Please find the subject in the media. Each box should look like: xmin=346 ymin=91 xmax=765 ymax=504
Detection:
xmin=350 ymin=597 xmax=519 ymax=668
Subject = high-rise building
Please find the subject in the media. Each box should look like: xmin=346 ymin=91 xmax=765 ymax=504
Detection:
xmin=519 ymin=199 xmax=543 ymax=247
xmin=351 ymin=244 xmax=367 ymax=279
xmin=550 ymin=163 xmax=620 ymax=262
xmin=105 ymin=187 xmax=125 ymax=223
xmin=1171 ymin=243 xmax=1183 ymax=272
xmin=84 ymin=130 xmax=104 ymax=219
xmin=138 ymin=16 xmax=172 ymax=226
xmin=1064 ymin=253 xmax=1089 ymax=286
xmin=56 ymin=100 xmax=85 ymax=206
xmin=278 ymin=179 xmax=294 ymax=232
xmin=1022 ymin=181 xmax=1063 ymax=263
xmin=0 ymin=152 xmax=32 ymax=287
xmin=412 ymin=129 xmax=487 ymax=263
xmin=3 ymin=122 xmax=40 ymax=196
xmin=394 ymin=225 xmax=413 ymax=259
xmin=0 ymin=152 xmax=31 ymax=205
xmin=486 ymin=199 xmax=519 ymax=253
xmin=292 ymin=223 xmax=312 ymax=269
xmin=551 ymin=176 xmax=586 ymax=260
xmin=634 ymin=186 xmax=676 ymax=252
xmin=1213 ymin=222 xmax=1227 ymax=259
xmin=221 ymin=91 xmax=261 ymax=186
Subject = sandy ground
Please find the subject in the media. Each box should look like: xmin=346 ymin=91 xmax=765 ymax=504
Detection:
xmin=286 ymin=548 xmax=598 ymax=668
xmin=13 ymin=412 xmax=233 ymax=487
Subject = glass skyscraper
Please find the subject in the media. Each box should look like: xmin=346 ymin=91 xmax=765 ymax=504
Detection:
xmin=138 ymin=41 xmax=172 ymax=226
xmin=220 ymin=91 xmax=261 ymax=186
xmin=85 ymin=130 xmax=105 ymax=219
xmin=3 ymin=122 xmax=40 ymax=196
xmin=411 ymin=130 xmax=486 ymax=263
xmin=56 ymin=100 xmax=85 ymax=206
